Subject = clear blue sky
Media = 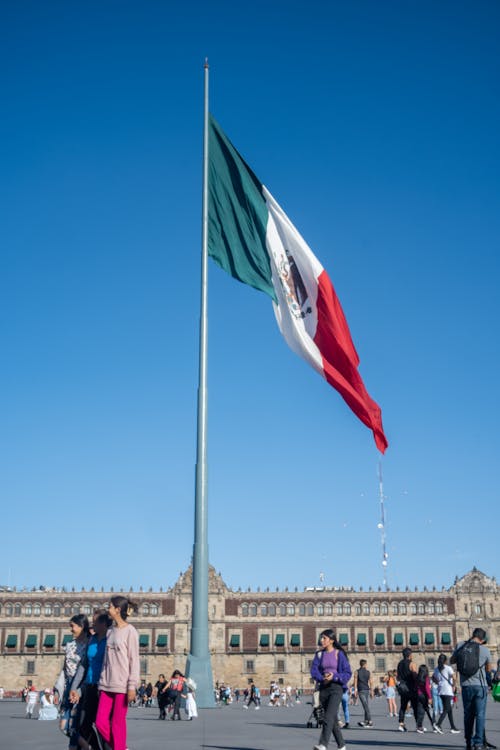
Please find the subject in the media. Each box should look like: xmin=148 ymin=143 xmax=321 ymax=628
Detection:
xmin=1 ymin=1 xmax=498 ymax=594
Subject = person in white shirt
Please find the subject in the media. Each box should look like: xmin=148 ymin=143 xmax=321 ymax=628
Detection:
xmin=26 ymin=687 xmax=38 ymax=718
xmin=432 ymin=654 xmax=459 ymax=733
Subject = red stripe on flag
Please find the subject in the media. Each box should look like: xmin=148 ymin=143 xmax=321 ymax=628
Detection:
xmin=313 ymin=270 xmax=388 ymax=453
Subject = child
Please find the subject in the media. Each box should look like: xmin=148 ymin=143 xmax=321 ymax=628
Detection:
xmin=94 ymin=596 xmax=139 ymax=750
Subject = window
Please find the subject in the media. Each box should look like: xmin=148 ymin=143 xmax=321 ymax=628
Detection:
xmin=427 ymin=657 xmax=436 ymax=670
xmin=418 ymin=602 xmax=425 ymax=614
xmin=392 ymin=603 xmax=399 ymax=615
xmin=62 ymin=634 xmax=72 ymax=645
xmin=436 ymin=602 xmax=444 ymax=614
xmin=424 ymin=633 xmax=435 ymax=645
xmin=25 ymin=604 xmax=32 ymax=616
xmin=5 ymin=604 xmax=12 ymax=616
xmin=150 ymin=604 xmax=159 ymax=616
xmin=14 ymin=603 xmax=21 ymax=616
xmin=25 ymin=635 xmax=37 ymax=648
xmin=26 ymin=660 xmax=35 ymax=675
xmin=53 ymin=604 xmax=61 ymax=616
xmin=276 ymin=659 xmax=286 ymax=673
xmin=357 ymin=633 xmax=367 ymax=646
xmin=229 ymin=634 xmax=240 ymax=647
xmin=43 ymin=635 xmax=56 ymax=647
xmin=399 ymin=603 xmax=407 ymax=615
xmin=142 ymin=604 xmax=150 ymax=616
xmin=268 ymin=604 xmax=276 ymax=616
xmin=307 ymin=604 xmax=314 ymax=616
xmin=156 ymin=635 xmax=168 ymax=647
xmin=339 ymin=633 xmax=349 ymax=646
xmin=72 ymin=604 xmax=79 ymax=615
xmin=275 ymin=634 xmax=285 ymax=647
xmin=363 ymin=603 xmax=370 ymax=615
xmin=375 ymin=657 xmax=386 ymax=671
xmin=355 ymin=603 xmax=361 ymax=615
xmin=299 ymin=604 xmax=306 ymax=616
xmin=326 ymin=603 xmax=334 ymax=615
xmin=245 ymin=660 xmax=255 ymax=673
xmin=6 ymin=635 xmax=17 ymax=648
xmin=261 ymin=604 xmax=268 ymax=616
xmin=344 ymin=603 xmax=351 ymax=615
xmin=375 ymin=633 xmax=385 ymax=645
xmin=381 ymin=603 xmax=388 ymax=615
xmin=64 ymin=605 xmax=71 ymax=616
xmin=241 ymin=604 xmax=248 ymax=617
xmin=280 ymin=604 xmax=286 ymax=616
xmin=317 ymin=604 xmax=324 ymax=616
xmin=410 ymin=603 xmax=417 ymax=615
xmin=139 ymin=634 xmax=149 ymax=647
xmin=427 ymin=602 xmax=435 ymax=614
xmin=140 ymin=658 xmax=148 ymax=675
xmin=83 ymin=604 xmax=91 ymax=615
xmin=475 ymin=603 xmax=482 ymax=615
xmin=409 ymin=633 xmax=419 ymax=645
xmin=290 ymin=634 xmax=301 ymax=647
xmin=287 ymin=604 xmax=295 ymax=616
xmin=44 ymin=605 xmax=52 ymax=616
xmin=34 ymin=604 xmax=41 ymax=616
xmin=249 ymin=604 xmax=257 ymax=616
xmin=373 ymin=603 xmax=380 ymax=615
xmin=441 ymin=632 xmax=451 ymax=645
xmin=260 ymin=634 xmax=270 ymax=647
xmin=337 ymin=603 xmax=343 ymax=615
xmin=394 ymin=633 xmax=404 ymax=646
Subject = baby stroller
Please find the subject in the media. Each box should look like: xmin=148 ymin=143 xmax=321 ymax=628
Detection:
xmin=306 ymin=691 xmax=324 ymax=728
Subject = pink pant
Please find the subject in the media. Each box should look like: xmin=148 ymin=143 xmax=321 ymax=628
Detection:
xmin=95 ymin=691 xmax=128 ymax=750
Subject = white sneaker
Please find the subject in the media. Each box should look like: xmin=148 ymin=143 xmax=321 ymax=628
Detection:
xmin=450 ymin=729 xmax=460 ymax=734
xmin=313 ymin=745 xmax=327 ymax=750
xmin=433 ymin=725 xmax=443 ymax=734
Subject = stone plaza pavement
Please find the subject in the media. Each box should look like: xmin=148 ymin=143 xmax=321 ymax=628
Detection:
xmin=0 ymin=695 xmax=499 ymax=750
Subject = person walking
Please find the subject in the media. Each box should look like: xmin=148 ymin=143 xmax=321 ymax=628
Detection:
xmin=25 ymin=686 xmax=39 ymax=718
xmin=94 ymin=596 xmax=139 ymax=750
xmin=154 ymin=674 xmax=168 ymax=719
xmin=354 ymin=659 xmax=373 ymax=727
xmin=397 ymin=647 xmax=419 ymax=732
xmin=415 ymin=664 xmax=434 ymax=733
xmin=69 ymin=610 xmax=111 ymax=750
xmin=310 ymin=628 xmax=352 ymax=750
xmin=451 ymin=627 xmax=492 ymax=750
xmin=432 ymin=653 xmax=460 ymax=734
xmin=385 ymin=671 xmax=398 ymax=717
xmin=55 ymin=614 xmax=91 ymax=743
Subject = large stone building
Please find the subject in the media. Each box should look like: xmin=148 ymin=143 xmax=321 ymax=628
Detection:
xmin=0 ymin=566 xmax=498 ymax=691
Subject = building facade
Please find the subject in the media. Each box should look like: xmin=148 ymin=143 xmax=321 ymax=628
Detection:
xmin=0 ymin=566 xmax=497 ymax=691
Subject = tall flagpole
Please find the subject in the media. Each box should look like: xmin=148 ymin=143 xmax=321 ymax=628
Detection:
xmin=185 ymin=59 xmax=215 ymax=707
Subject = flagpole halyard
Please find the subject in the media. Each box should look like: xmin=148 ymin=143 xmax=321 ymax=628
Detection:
xmin=185 ymin=58 xmax=215 ymax=707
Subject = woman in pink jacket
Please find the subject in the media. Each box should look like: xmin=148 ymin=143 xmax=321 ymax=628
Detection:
xmin=94 ymin=596 xmax=139 ymax=750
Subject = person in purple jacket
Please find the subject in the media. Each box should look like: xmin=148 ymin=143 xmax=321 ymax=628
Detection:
xmin=310 ymin=628 xmax=352 ymax=750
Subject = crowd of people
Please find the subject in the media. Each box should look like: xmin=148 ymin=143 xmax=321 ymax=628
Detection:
xmin=309 ymin=626 xmax=499 ymax=750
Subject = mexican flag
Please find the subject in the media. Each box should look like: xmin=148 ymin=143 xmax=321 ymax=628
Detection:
xmin=208 ymin=115 xmax=388 ymax=454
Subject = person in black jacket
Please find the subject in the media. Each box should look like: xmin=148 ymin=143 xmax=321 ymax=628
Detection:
xmin=397 ymin=647 xmax=419 ymax=732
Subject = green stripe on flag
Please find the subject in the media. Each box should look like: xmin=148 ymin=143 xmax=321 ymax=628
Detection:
xmin=208 ymin=115 xmax=276 ymax=301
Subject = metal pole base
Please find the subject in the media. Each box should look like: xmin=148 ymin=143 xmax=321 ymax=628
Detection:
xmin=185 ymin=652 xmax=216 ymax=708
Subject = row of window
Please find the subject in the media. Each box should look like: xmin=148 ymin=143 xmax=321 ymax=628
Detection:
xmin=228 ymin=630 xmax=453 ymax=649
xmin=1 ymin=633 xmax=169 ymax=649
xmin=0 ymin=603 xmax=160 ymax=617
xmin=240 ymin=601 xmax=448 ymax=617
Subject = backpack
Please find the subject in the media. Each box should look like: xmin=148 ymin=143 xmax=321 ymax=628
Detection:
xmin=455 ymin=640 xmax=480 ymax=679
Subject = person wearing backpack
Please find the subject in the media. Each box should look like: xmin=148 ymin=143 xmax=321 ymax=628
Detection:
xmin=451 ymin=627 xmax=492 ymax=750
